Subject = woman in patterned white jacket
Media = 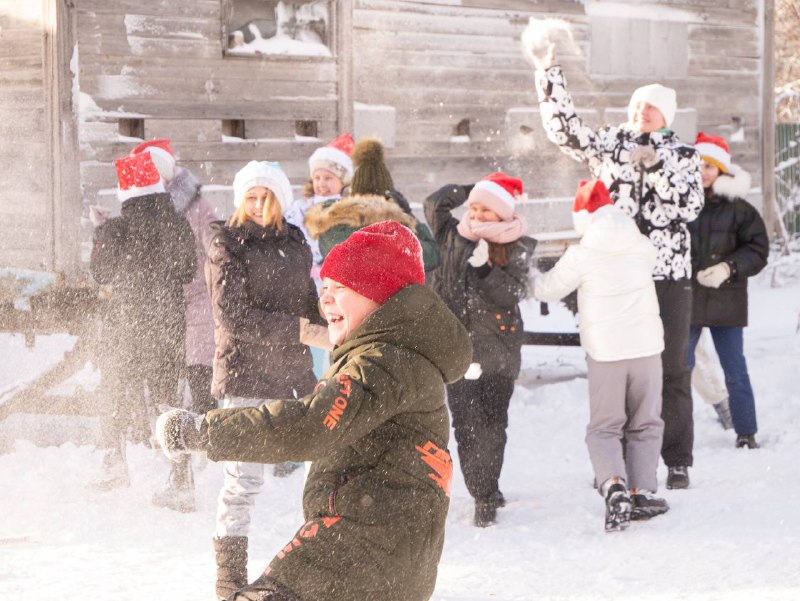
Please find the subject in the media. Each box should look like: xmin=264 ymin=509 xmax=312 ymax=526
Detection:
xmin=524 ymin=40 xmax=704 ymax=491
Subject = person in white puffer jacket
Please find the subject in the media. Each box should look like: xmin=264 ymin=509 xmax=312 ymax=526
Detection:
xmin=533 ymin=180 xmax=668 ymax=533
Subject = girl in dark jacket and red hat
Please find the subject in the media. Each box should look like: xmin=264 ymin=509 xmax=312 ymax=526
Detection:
xmin=689 ymin=133 xmax=769 ymax=450
xmin=203 ymin=160 xmax=329 ymax=600
xmin=425 ymin=172 xmax=536 ymax=527
xmin=157 ymin=221 xmax=471 ymax=601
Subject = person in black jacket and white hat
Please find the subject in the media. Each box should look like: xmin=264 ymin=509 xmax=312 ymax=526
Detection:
xmin=689 ymin=133 xmax=769 ymax=450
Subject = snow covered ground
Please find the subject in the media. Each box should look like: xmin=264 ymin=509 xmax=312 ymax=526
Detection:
xmin=1 ymin=264 xmax=799 ymax=600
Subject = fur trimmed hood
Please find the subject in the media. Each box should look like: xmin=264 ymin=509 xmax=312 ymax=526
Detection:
xmin=304 ymin=194 xmax=417 ymax=239
xmin=712 ymin=163 xmax=751 ymax=199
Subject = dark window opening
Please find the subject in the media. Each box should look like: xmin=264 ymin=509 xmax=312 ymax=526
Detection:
xmin=118 ymin=118 xmax=144 ymax=139
xmin=295 ymin=120 xmax=318 ymax=138
xmin=223 ymin=119 xmax=246 ymax=139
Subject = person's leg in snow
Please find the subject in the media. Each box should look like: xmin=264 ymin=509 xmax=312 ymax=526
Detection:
xmin=447 ymin=374 xmax=513 ymax=527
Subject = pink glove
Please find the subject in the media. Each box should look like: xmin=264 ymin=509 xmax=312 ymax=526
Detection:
xmin=697 ymin=263 xmax=731 ymax=288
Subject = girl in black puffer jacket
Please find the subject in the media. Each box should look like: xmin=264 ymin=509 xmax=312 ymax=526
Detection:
xmin=425 ymin=172 xmax=536 ymax=528
xmin=689 ymin=134 xmax=769 ymax=450
xmin=204 ymin=160 xmax=329 ymax=600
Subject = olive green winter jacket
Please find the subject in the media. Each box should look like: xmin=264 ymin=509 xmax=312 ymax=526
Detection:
xmin=204 ymin=284 xmax=471 ymax=601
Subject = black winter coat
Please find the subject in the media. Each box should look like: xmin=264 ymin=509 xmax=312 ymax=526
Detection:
xmin=205 ymin=220 xmax=323 ymax=400
xmin=424 ymin=184 xmax=535 ymax=378
xmin=689 ymin=191 xmax=769 ymax=327
xmin=90 ymin=193 xmax=196 ymax=367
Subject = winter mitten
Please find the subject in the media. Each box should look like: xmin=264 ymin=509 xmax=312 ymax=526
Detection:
xmin=155 ymin=407 xmax=208 ymax=460
xmin=299 ymin=318 xmax=334 ymax=351
xmin=88 ymin=205 xmax=110 ymax=227
xmin=630 ymin=145 xmax=658 ymax=168
xmin=468 ymin=239 xmax=490 ymax=268
xmin=520 ymin=19 xmax=556 ymax=70
xmin=697 ymin=262 xmax=731 ymax=288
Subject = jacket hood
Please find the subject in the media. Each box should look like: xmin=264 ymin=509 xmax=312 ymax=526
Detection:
xmin=712 ymin=163 xmax=751 ymax=198
xmin=304 ymin=194 xmax=417 ymax=239
xmin=579 ymin=204 xmax=644 ymax=252
xmin=167 ymin=166 xmax=201 ymax=214
xmin=332 ymin=284 xmax=472 ymax=384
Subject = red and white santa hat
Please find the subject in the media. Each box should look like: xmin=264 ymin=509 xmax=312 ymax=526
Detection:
xmin=131 ymin=139 xmax=176 ymax=183
xmin=320 ymin=220 xmax=425 ymax=305
xmin=572 ymin=179 xmax=614 ymax=235
xmin=694 ymin=132 xmax=731 ymax=174
xmin=573 ymin=179 xmax=613 ymax=214
xmin=308 ymin=133 xmax=355 ymax=184
xmin=114 ymin=152 xmax=166 ymax=202
xmin=467 ymin=172 xmax=525 ymax=222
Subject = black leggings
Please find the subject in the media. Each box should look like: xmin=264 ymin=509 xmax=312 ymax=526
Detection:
xmin=447 ymin=374 xmax=515 ymax=501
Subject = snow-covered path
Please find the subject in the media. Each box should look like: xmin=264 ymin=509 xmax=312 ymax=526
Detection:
xmin=1 ymin=271 xmax=799 ymax=600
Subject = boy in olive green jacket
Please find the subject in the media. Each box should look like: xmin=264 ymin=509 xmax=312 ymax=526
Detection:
xmin=157 ymin=220 xmax=471 ymax=601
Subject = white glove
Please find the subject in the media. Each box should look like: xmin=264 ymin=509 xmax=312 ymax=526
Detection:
xmin=697 ymin=263 xmax=731 ymax=289
xmin=463 ymin=362 xmax=483 ymax=380
xmin=89 ymin=205 xmax=110 ymax=227
xmin=300 ymin=317 xmax=334 ymax=351
xmin=630 ymin=145 xmax=658 ymax=168
xmin=521 ymin=19 xmax=557 ymax=70
xmin=468 ymin=239 xmax=490 ymax=268
xmin=155 ymin=406 xmax=208 ymax=460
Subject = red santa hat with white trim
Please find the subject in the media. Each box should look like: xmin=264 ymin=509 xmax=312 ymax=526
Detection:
xmin=694 ymin=132 xmax=731 ymax=174
xmin=308 ymin=133 xmax=355 ymax=184
xmin=131 ymin=139 xmax=176 ymax=182
xmin=572 ymin=179 xmax=614 ymax=235
xmin=466 ymin=172 xmax=526 ymax=222
xmin=115 ymin=152 xmax=166 ymax=202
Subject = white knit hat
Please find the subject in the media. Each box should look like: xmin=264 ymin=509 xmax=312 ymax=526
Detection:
xmin=628 ymin=84 xmax=677 ymax=128
xmin=232 ymin=161 xmax=293 ymax=212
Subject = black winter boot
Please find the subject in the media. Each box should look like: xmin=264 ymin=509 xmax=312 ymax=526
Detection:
xmin=214 ymin=536 xmax=248 ymax=600
xmin=474 ymin=498 xmax=497 ymax=527
xmin=736 ymin=434 xmax=759 ymax=449
xmin=602 ymin=478 xmax=631 ymax=533
xmin=666 ymin=466 xmax=690 ymax=490
xmin=630 ymin=490 xmax=669 ymax=520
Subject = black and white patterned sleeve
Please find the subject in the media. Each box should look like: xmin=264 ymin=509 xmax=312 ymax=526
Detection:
xmin=535 ymin=65 xmax=606 ymax=164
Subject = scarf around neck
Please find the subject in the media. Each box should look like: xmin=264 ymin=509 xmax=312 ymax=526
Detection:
xmin=456 ymin=211 xmax=528 ymax=244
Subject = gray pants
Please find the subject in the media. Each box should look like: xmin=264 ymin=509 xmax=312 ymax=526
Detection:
xmin=586 ymin=354 xmax=664 ymax=493
xmin=215 ymin=395 xmax=265 ymax=538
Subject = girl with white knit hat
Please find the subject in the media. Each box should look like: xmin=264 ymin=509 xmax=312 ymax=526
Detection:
xmin=204 ymin=160 xmax=330 ymax=600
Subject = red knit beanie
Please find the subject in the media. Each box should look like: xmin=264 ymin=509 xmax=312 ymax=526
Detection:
xmin=320 ymin=220 xmax=425 ymax=305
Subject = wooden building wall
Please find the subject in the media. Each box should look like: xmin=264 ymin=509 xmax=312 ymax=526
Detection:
xmin=0 ymin=0 xmax=769 ymax=273
xmin=353 ymin=0 xmax=765 ymax=231
xmin=76 ymin=0 xmax=351 ymax=228
xmin=0 ymin=3 xmax=49 ymax=271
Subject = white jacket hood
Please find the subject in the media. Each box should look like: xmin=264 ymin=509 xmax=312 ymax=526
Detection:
xmin=578 ymin=204 xmax=645 ymax=253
